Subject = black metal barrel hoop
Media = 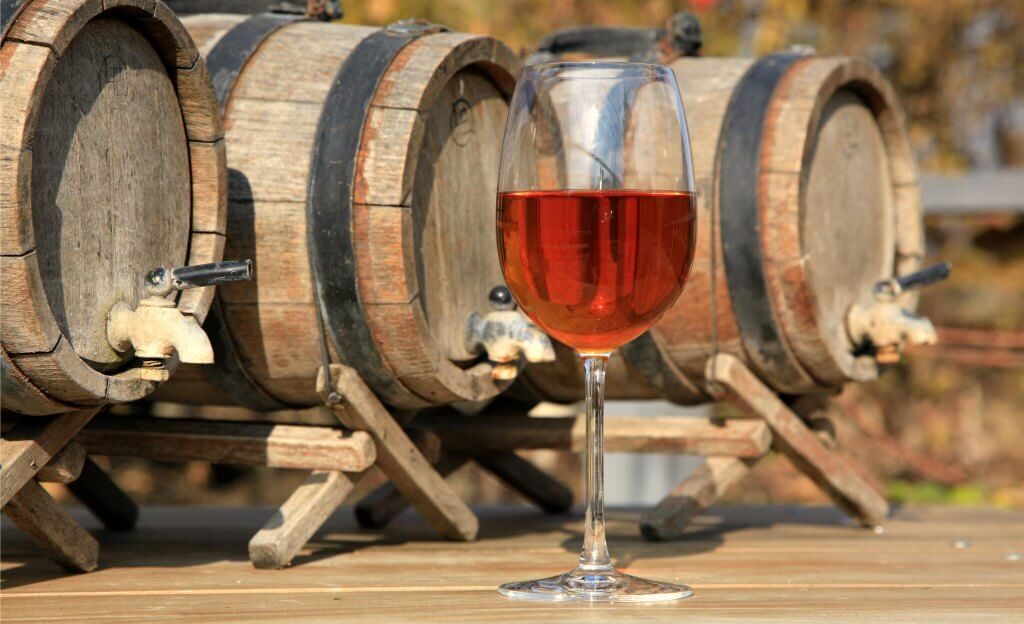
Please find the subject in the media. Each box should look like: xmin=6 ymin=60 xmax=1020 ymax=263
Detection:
xmin=716 ymin=53 xmax=819 ymax=392
xmin=306 ymin=22 xmax=446 ymax=409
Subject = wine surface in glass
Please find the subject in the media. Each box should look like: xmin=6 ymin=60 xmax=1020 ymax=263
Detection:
xmin=497 ymin=189 xmax=696 ymax=354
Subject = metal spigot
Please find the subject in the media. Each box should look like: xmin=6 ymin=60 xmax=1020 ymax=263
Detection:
xmin=108 ymin=261 xmax=253 ymax=381
xmin=466 ymin=286 xmax=556 ymax=381
xmin=847 ymin=263 xmax=951 ymax=364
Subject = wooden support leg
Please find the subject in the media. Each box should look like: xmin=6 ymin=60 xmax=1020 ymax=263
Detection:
xmin=640 ymin=457 xmax=752 ymax=541
xmin=4 ymin=479 xmax=99 ymax=572
xmin=1 ymin=410 xmax=98 ymax=507
xmin=356 ymin=453 xmax=468 ymax=529
xmin=474 ymin=451 xmax=573 ymax=514
xmin=67 ymin=457 xmax=139 ymax=531
xmin=249 ymin=470 xmax=356 ymax=569
xmin=319 ymin=365 xmax=479 ymax=541
xmin=37 ymin=440 xmax=86 ymax=484
xmin=357 ymin=450 xmax=573 ymax=530
xmin=707 ymin=354 xmax=889 ymax=527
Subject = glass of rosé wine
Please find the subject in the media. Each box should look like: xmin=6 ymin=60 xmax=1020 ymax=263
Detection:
xmin=495 ymin=62 xmax=697 ymax=602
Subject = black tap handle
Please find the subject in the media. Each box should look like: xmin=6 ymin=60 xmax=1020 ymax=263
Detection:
xmin=145 ymin=260 xmax=253 ymax=296
xmin=171 ymin=260 xmax=253 ymax=289
xmin=875 ymin=262 xmax=951 ymax=298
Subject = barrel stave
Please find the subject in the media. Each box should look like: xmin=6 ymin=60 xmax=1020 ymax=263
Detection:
xmin=1 ymin=0 xmax=227 ymax=414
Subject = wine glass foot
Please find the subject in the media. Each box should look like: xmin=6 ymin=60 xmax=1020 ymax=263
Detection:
xmin=498 ymin=566 xmax=693 ymax=603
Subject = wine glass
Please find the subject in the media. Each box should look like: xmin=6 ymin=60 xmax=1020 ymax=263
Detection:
xmin=495 ymin=62 xmax=698 ymax=602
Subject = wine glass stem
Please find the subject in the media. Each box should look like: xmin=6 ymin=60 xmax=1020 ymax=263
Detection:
xmin=579 ymin=354 xmax=612 ymax=571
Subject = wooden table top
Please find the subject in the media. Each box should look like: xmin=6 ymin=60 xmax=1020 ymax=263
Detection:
xmin=3 ymin=504 xmax=1022 ymax=622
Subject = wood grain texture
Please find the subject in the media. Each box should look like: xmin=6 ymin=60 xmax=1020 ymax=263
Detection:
xmin=36 ymin=439 xmax=85 ymax=483
xmin=409 ymin=409 xmax=771 ymax=457
xmin=525 ymin=55 xmax=923 ymax=403
xmin=4 ymin=0 xmax=103 ymax=54
xmin=2 ymin=505 xmax=1022 ymax=622
xmin=0 ymin=41 xmax=52 ymax=256
xmin=1 ymin=344 xmax=75 ymax=415
xmin=321 ymin=364 xmax=479 ymax=541
xmin=11 ymin=336 xmax=106 ymax=403
xmin=0 ymin=409 xmax=96 ymax=507
xmin=160 ymin=19 xmax=519 ymax=408
xmin=707 ymin=353 xmax=888 ymax=526
xmin=1 ymin=0 xmax=226 ymax=413
xmin=640 ymin=456 xmax=751 ymax=541
xmin=249 ymin=470 xmax=356 ymax=569
xmin=29 ymin=17 xmax=191 ymax=369
xmin=355 ymin=452 xmax=468 ymax=529
xmin=3 ymin=478 xmax=99 ymax=572
xmin=0 ymin=252 xmax=61 ymax=353
xmin=77 ymin=415 xmax=376 ymax=472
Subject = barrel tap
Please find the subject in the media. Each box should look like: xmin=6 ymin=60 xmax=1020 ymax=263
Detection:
xmin=846 ymin=263 xmax=951 ymax=364
xmin=107 ymin=261 xmax=253 ymax=381
xmin=466 ymin=286 xmax=556 ymax=381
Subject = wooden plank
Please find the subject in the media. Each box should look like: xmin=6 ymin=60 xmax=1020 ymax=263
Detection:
xmin=707 ymin=353 xmax=889 ymax=526
xmin=474 ymin=451 xmax=573 ymax=514
xmin=2 ymin=505 xmax=1023 ymax=622
xmin=36 ymin=440 xmax=85 ymax=484
xmin=0 ymin=410 xmax=96 ymax=507
xmin=640 ymin=456 xmax=752 ymax=541
xmin=3 ymin=479 xmax=98 ymax=572
xmin=76 ymin=416 xmax=375 ymax=473
xmin=320 ymin=364 xmax=478 ymax=541
xmin=66 ymin=456 xmax=138 ymax=531
xmin=408 ymin=409 xmax=771 ymax=457
xmin=248 ymin=470 xmax=355 ymax=569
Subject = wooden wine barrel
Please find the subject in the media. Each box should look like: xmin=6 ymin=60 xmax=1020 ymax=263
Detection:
xmin=1 ymin=0 xmax=227 ymax=415
xmin=519 ymin=53 xmax=923 ymax=404
xmin=151 ymin=14 xmax=520 ymax=410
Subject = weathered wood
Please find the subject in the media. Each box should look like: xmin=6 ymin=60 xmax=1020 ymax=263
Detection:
xmin=248 ymin=470 xmax=356 ymax=569
xmin=355 ymin=453 xmax=468 ymax=530
xmin=1 ymin=0 xmax=227 ymax=414
xmin=29 ymin=17 xmax=190 ymax=370
xmin=0 ymin=409 xmax=96 ymax=507
xmin=76 ymin=415 xmax=376 ymax=473
xmin=159 ymin=18 xmax=520 ymax=409
xmin=3 ymin=479 xmax=99 ymax=572
xmin=66 ymin=456 xmax=138 ymax=531
xmin=407 ymin=409 xmax=771 ymax=457
xmin=707 ymin=353 xmax=889 ymax=527
xmin=36 ymin=440 xmax=85 ymax=484
xmin=3 ymin=504 xmax=1022 ymax=621
xmin=320 ymin=364 xmax=479 ymax=541
xmin=522 ymin=55 xmax=922 ymax=403
xmin=640 ymin=456 xmax=752 ymax=541
xmin=474 ymin=452 xmax=573 ymax=514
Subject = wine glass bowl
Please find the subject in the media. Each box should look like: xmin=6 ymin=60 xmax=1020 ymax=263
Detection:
xmin=495 ymin=61 xmax=698 ymax=602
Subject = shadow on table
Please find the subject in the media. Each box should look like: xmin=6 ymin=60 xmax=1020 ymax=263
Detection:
xmin=1 ymin=503 xmax=856 ymax=591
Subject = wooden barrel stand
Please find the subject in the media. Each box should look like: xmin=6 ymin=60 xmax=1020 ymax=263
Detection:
xmin=1 ymin=0 xmax=227 ymax=571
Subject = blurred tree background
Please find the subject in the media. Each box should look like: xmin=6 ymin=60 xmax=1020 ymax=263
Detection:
xmin=81 ymin=0 xmax=1023 ymax=512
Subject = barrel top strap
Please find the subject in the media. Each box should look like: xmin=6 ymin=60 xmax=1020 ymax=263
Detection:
xmin=1 ymin=0 xmax=28 ymax=40
xmin=200 ymin=14 xmax=301 ymax=411
xmin=205 ymin=12 xmax=302 ymax=110
xmin=307 ymin=21 xmax=445 ymax=409
xmin=716 ymin=52 xmax=816 ymax=390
